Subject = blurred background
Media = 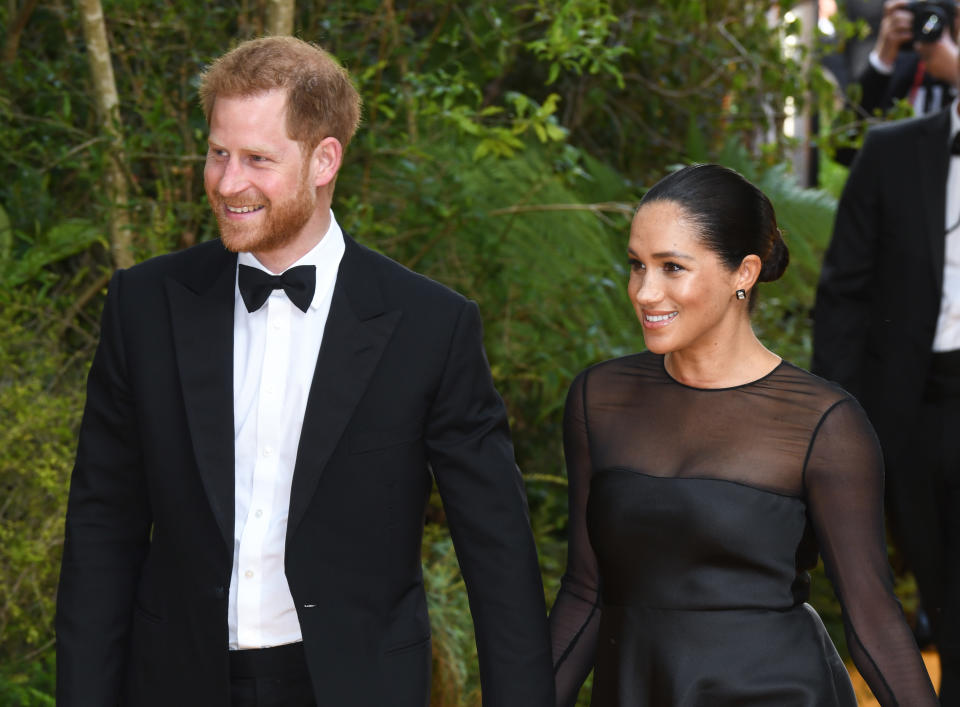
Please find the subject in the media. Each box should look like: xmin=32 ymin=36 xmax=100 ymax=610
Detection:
xmin=0 ymin=1 xmax=926 ymax=704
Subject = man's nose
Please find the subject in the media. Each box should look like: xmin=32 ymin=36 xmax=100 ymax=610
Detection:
xmin=217 ymin=158 xmax=249 ymax=197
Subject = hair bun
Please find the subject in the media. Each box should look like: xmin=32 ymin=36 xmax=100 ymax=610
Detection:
xmin=757 ymin=230 xmax=789 ymax=283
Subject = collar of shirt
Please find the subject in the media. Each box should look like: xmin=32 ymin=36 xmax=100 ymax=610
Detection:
xmin=235 ymin=210 xmax=346 ymax=312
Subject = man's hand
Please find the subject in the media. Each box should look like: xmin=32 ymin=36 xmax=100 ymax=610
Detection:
xmin=917 ymin=27 xmax=960 ymax=85
xmin=875 ymin=0 xmax=914 ymax=67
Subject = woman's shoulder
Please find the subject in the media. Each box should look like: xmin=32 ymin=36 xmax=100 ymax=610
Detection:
xmin=768 ymin=360 xmax=866 ymax=417
xmin=566 ymin=351 xmax=666 ymax=407
xmin=574 ymin=350 xmax=663 ymax=385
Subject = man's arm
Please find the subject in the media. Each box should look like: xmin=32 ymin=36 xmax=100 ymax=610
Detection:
xmin=812 ymin=129 xmax=887 ymax=398
xmin=56 ymin=270 xmax=151 ymax=705
xmin=425 ymin=299 xmax=554 ymax=707
xmin=857 ymin=0 xmax=913 ymax=117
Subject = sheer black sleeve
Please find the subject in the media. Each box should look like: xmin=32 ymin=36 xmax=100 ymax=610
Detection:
xmin=549 ymin=371 xmax=602 ymax=707
xmin=805 ymin=398 xmax=939 ymax=706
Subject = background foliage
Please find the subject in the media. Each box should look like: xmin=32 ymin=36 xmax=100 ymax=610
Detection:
xmin=1 ymin=1 xmax=868 ymax=704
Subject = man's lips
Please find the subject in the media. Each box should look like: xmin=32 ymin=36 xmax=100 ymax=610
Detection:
xmin=225 ymin=204 xmax=265 ymax=214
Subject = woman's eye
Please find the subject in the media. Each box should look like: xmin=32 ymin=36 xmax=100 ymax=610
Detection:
xmin=628 ymin=258 xmax=644 ymax=271
xmin=664 ymin=262 xmax=684 ymax=273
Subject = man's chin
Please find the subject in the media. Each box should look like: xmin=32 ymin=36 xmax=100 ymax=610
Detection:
xmin=217 ymin=225 xmax=259 ymax=254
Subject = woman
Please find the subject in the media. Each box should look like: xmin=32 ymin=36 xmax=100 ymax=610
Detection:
xmin=548 ymin=164 xmax=939 ymax=706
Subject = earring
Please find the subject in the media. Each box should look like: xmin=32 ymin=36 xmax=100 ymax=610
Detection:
xmin=736 ymin=289 xmax=746 ymax=300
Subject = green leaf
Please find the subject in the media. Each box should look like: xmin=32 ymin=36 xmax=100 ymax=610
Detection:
xmin=547 ymin=62 xmax=561 ymax=85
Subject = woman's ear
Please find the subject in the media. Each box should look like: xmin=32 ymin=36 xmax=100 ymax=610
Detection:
xmin=735 ymin=253 xmax=763 ymax=295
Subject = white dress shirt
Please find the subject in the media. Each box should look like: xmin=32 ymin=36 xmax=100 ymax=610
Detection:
xmin=934 ymin=100 xmax=960 ymax=352
xmin=228 ymin=212 xmax=345 ymax=649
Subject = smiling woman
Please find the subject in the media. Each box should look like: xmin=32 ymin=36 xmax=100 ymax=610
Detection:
xmin=546 ymin=165 xmax=939 ymax=707
xmin=626 ymin=164 xmax=787 ymax=388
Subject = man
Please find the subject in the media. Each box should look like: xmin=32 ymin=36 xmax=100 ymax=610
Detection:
xmin=813 ymin=58 xmax=960 ymax=702
xmin=55 ymin=36 xmax=554 ymax=707
xmin=856 ymin=0 xmax=960 ymax=119
xmin=834 ymin=0 xmax=959 ymax=166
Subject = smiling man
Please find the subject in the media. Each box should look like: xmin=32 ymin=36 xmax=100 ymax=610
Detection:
xmin=55 ymin=37 xmax=554 ymax=707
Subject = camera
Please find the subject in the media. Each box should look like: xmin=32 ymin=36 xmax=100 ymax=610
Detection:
xmin=909 ymin=1 xmax=956 ymax=44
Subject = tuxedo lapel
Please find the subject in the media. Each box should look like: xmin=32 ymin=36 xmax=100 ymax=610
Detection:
xmin=165 ymin=248 xmax=237 ymax=554
xmin=287 ymin=237 xmax=400 ymax=538
xmin=917 ymin=109 xmax=952 ymax=291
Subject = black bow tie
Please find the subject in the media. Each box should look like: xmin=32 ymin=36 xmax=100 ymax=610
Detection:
xmin=238 ymin=264 xmax=316 ymax=313
xmin=952 ymin=131 xmax=960 ymax=155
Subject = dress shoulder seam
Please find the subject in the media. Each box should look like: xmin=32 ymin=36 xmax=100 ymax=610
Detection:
xmin=801 ymin=397 xmax=856 ymax=492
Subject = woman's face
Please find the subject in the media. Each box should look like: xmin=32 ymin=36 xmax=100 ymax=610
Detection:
xmin=627 ymin=200 xmax=744 ymax=356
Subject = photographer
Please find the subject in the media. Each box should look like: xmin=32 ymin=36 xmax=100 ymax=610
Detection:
xmin=814 ymin=36 xmax=960 ymax=700
xmin=859 ymin=0 xmax=959 ymax=117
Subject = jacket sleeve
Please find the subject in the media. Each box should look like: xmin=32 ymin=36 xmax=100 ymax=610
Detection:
xmin=425 ymin=299 xmax=555 ymax=707
xmin=812 ymin=128 xmax=885 ymax=398
xmin=56 ymin=269 xmax=151 ymax=705
xmin=856 ymin=52 xmax=916 ymax=119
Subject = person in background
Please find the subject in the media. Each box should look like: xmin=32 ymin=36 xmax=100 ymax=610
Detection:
xmin=857 ymin=0 xmax=959 ymax=118
xmin=55 ymin=36 xmax=554 ymax=707
xmin=815 ymin=47 xmax=960 ymax=699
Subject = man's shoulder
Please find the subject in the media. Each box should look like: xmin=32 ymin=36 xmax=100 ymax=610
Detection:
xmin=343 ymin=234 xmax=467 ymax=308
xmin=115 ymin=240 xmax=234 ymax=299
xmin=123 ymin=239 xmax=232 ymax=282
xmin=864 ymin=106 xmax=950 ymax=144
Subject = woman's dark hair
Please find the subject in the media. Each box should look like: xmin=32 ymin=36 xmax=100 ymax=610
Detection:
xmin=639 ymin=163 xmax=789 ymax=307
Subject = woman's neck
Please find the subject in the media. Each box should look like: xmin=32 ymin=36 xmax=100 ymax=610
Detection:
xmin=663 ymin=327 xmax=781 ymax=389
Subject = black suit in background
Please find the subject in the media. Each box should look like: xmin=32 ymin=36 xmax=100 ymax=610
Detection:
xmin=813 ymin=106 xmax=959 ymax=701
xmin=859 ymin=50 xmax=956 ymax=118
xmin=55 ymin=234 xmax=555 ymax=706
xmin=835 ymin=51 xmax=956 ymax=166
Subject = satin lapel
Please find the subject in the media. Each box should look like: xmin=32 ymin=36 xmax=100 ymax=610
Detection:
xmin=919 ymin=110 xmax=951 ymax=291
xmin=287 ymin=238 xmax=400 ymax=538
xmin=165 ymin=252 xmax=237 ymax=554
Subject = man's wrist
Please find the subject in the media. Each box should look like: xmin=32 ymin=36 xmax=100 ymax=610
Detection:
xmin=869 ymin=49 xmax=896 ymax=75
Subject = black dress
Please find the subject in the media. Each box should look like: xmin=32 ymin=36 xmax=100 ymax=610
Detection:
xmin=549 ymin=352 xmax=938 ymax=707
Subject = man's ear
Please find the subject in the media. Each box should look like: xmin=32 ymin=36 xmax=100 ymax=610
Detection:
xmin=311 ymin=137 xmax=343 ymax=188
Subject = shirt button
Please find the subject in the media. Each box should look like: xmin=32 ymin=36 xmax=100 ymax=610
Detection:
xmin=245 ymin=570 xmax=254 ymax=579
xmin=263 ymin=446 xmax=273 ymax=457
xmin=272 ymin=321 xmax=282 ymax=331
xmin=255 ymin=509 xmax=263 ymax=518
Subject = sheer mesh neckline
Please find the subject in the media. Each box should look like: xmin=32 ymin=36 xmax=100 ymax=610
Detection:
xmin=660 ymin=354 xmax=787 ymax=392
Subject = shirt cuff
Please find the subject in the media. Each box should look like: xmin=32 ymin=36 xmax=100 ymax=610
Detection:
xmin=868 ymin=49 xmax=895 ymax=75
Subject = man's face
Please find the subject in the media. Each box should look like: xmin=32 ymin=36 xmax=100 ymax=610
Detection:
xmin=204 ymin=89 xmax=317 ymax=258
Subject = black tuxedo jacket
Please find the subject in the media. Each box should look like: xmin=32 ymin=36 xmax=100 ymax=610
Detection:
xmin=56 ymin=235 xmax=554 ymax=706
xmin=835 ymin=53 xmax=955 ymax=167
xmin=858 ymin=51 xmax=955 ymax=119
xmin=813 ymin=107 xmax=951 ymax=471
